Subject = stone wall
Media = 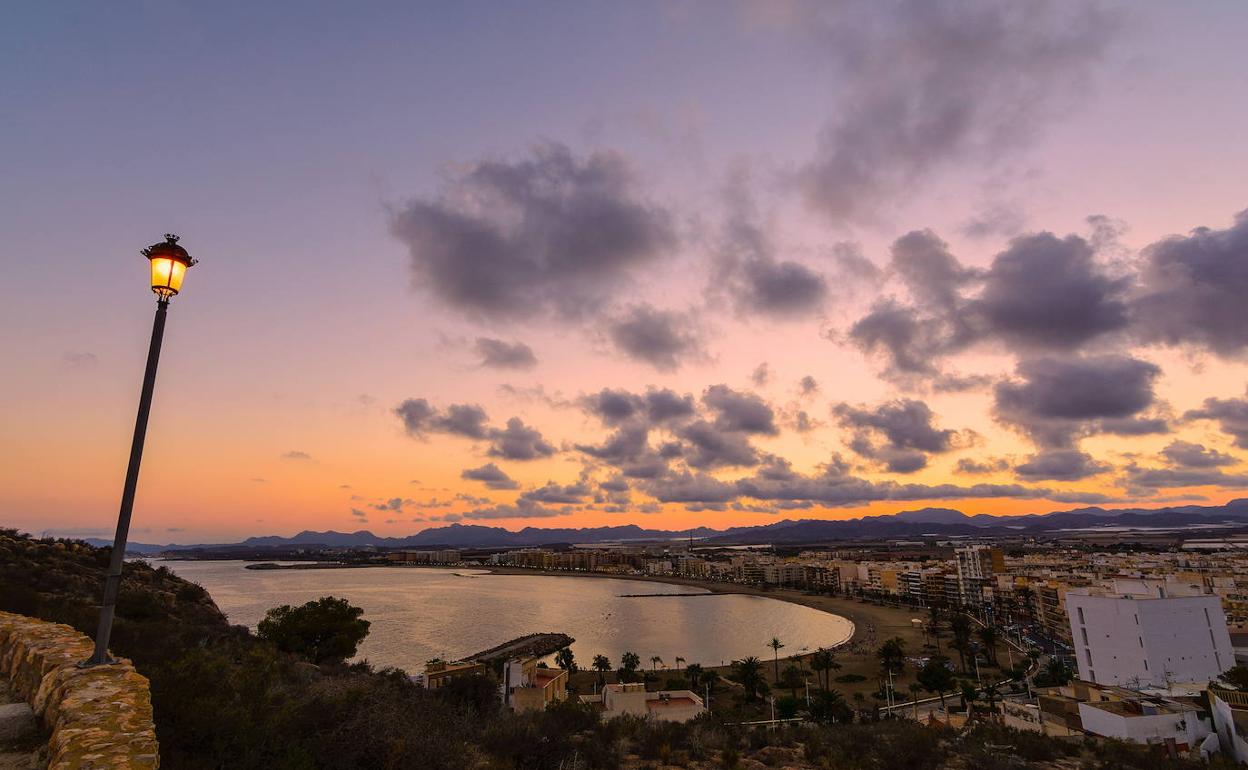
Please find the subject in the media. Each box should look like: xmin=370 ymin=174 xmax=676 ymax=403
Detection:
xmin=0 ymin=611 xmax=159 ymax=768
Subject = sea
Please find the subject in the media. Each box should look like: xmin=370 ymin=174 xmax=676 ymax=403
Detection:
xmin=159 ymin=560 xmax=854 ymax=674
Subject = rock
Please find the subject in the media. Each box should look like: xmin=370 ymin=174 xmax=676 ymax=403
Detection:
xmin=752 ymin=745 xmax=803 ymax=766
xmin=0 ymin=703 xmax=37 ymax=742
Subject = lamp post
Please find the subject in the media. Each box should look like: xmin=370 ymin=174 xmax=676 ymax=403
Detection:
xmin=86 ymin=234 xmax=196 ymax=666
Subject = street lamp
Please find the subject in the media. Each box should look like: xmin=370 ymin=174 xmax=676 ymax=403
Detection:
xmin=145 ymin=235 xmax=195 ymax=297
xmin=86 ymin=234 xmax=197 ymax=665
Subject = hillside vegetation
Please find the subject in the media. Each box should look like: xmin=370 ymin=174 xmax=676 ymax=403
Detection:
xmin=0 ymin=530 xmax=1218 ymax=770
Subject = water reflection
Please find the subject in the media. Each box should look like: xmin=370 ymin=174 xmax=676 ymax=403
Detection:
xmin=161 ymin=561 xmax=853 ymax=673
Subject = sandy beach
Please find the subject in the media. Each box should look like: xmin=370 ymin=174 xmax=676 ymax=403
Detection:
xmin=439 ymin=564 xmax=934 ymax=697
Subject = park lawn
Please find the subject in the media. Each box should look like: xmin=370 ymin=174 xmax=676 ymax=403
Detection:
xmin=561 ymin=590 xmax=1019 ymax=720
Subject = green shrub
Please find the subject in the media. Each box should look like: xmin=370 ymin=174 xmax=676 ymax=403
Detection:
xmin=257 ymin=596 xmax=370 ymax=665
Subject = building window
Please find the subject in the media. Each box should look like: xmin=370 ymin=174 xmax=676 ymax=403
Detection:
xmin=1139 ymin=637 xmax=1144 ymax=648
xmin=1085 ymin=648 xmax=1093 ymax=666
xmin=1082 ymin=628 xmax=1089 ymax=645
xmin=1144 ymin=660 xmax=1149 ymax=671
xmin=1077 ymin=607 xmax=1086 ymax=624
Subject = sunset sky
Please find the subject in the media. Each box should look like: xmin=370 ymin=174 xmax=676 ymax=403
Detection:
xmin=5 ymin=1 xmax=1248 ymax=543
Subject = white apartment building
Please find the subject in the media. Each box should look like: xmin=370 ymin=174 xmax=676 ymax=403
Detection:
xmin=1206 ymin=686 xmax=1248 ymax=763
xmin=582 ymin=682 xmax=706 ymax=722
xmin=1067 ymin=581 xmax=1233 ymax=689
xmin=1078 ymin=695 xmax=1210 ymax=752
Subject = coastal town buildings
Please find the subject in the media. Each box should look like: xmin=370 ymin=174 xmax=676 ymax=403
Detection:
xmin=156 ymin=528 xmax=1248 ymax=765
xmin=188 ymin=527 xmax=1248 ymax=768
xmin=466 ymin=536 xmax=1248 ymax=666
xmin=388 ymin=549 xmax=462 ymax=565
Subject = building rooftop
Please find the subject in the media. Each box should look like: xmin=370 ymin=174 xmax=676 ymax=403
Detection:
xmin=647 ymin=697 xmax=698 ymax=710
xmin=1083 ymin=698 xmax=1192 ymax=717
xmin=530 ymin=669 xmax=565 ymax=687
xmin=425 ymin=660 xmax=482 ymax=675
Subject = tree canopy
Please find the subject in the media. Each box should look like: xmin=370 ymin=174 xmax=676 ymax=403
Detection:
xmin=733 ymin=656 xmax=768 ymax=701
xmin=256 ymin=595 xmax=370 ymax=665
xmin=554 ymin=646 xmax=577 ymax=673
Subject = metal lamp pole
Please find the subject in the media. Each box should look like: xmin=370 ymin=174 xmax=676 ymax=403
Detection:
xmin=87 ymin=235 xmax=196 ymax=666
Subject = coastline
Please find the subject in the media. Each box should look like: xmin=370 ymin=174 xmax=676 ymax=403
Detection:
xmin=474 ymin=565 xmax=860 ymax=638
xmin=164 ymin=558 xmax=932 ymax=699
xmin=228 ymin=560 xmax=933 ymax=654
xmin=463 ymin=566 xmax=914 ymax=654
xmin=460 ymin=567 xmax=932 ymax=691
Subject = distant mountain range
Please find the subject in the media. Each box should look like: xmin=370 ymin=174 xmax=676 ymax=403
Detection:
xmin=83 ymin=498 xmax=1248 ymax=554
xmin=702 ymin=499 xmax=1248 ymax=544
xmin=90 ymin=524 xmax=723 ymax=553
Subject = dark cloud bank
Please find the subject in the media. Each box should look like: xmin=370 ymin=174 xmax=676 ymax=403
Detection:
xmin=394 ymin=399 xmax=554 ymax=461
xmin=798 ymin=1 xmax=1121 ymax=224
xmin=391 ymin=142 xmax=676 ymax=323
xmin=474 ymin=338 xmax=538 ymax=370
xmin=378 ymin=0 xmax=1248 ymax=512
xmin=851 ymin=211 xmax=1248 ymax=389
xmin=389 ymin=204 xmax=1248 ymax=515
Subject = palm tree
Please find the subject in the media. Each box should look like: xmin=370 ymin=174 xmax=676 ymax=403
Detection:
xmin=961 ymin=681 xmax=979 ymax=720
xmin=780 ymin=663 xmax=808 ymax=699
xmin=554 ymin=646 xmax=576 ymax=673
xmin=908 ymin=682 xmax=923 ymax=720
xmin=702 ymin=668 xmax=720 ymax=695
xmin=768 ymin=637 xmax=785 ymax=682
xmin=924 ymin=622 xmax=941 ymax=653
xmin=810 ymin=647 xmax=840 ymax=691
xmin=674 ymin=656 xmax=685 ymax=671
xmin=732 ymin=656 xmax=766 ymax=701
xmin=852 ymin=691 xmax=866 ymax=721
xmin=592 ymin=654 xmax=611 ymax=687
xmin=976 ymin=626 xmax=1000 ymax=666
xmin=685 ymin=662 xmax=704 ymax=689
xmin=810 ymin=688 xmax=845 ymax=724
xmin=877 ymin=637 xmax=906 ymax=677
xmin=1043 ymin=657 xmax=1073 ymax=686
xmin=926 ymin=607 xmax=944 ymax=654
xmin=650 ymin=655 xmax=663 ymax=671
xmin=620 ymin=651 xmax=641 ymax=682
xmin=917 ymin=656 xmax=955 ymax=713
xmin=950 ymin=614 xmax=973 ymax=672
xmin=982 ymin=682 xmax=1001 ymax=721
